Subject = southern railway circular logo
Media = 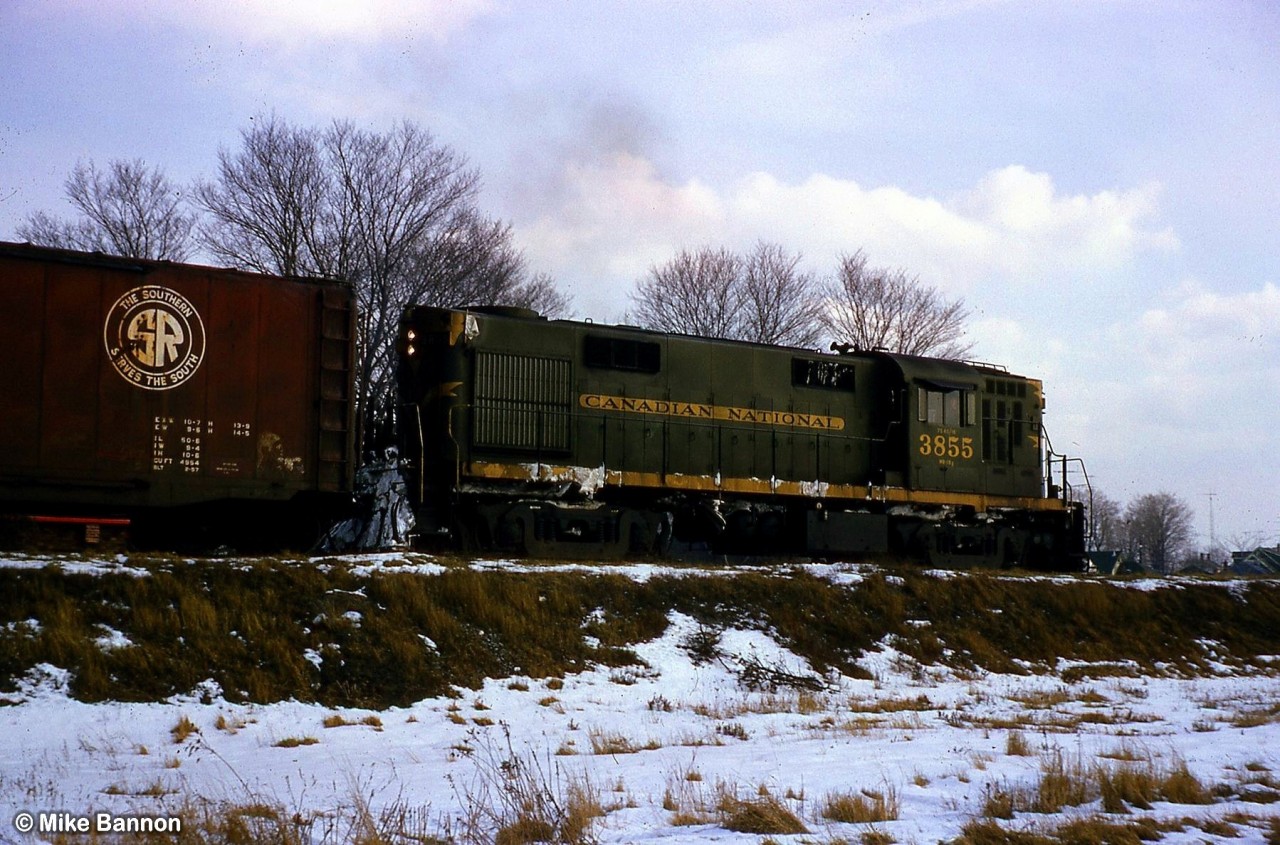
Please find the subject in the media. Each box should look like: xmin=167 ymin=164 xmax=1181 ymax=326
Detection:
xmin=103 ymin=285 xmax=206 ymax=390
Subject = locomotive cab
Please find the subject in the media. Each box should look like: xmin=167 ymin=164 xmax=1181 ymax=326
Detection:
xmin=875 ymin=353 xmax=1080 ymax=567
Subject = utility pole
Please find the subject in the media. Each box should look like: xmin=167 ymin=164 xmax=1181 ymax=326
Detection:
xmin=1205 ymin=492 xmax=1217 ymax=563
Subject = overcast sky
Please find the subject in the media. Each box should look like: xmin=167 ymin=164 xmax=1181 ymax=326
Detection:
xmin=2 ymin=0 xmax=1276 ymax=549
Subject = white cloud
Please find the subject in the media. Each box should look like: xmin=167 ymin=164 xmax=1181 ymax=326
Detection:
xmin=1124 ymin=280 xmax=1280 ymax=416
xmin=516 ymin=155 xmax=1179 ymax=317
xmin=55 ymin=0 xmax=492 ymax=44
xmin=956 ymin=166 xmax=1179 ymax=274
xmin=1057 ymin=280 xmax=1278 ymax=513
xmin=1142 ymin=279 xmax=1280 ymax=346
xmin=721 ymin=172 xmax=1000 ymax=288
xmin=966 ymin=314 xmax=1069 ymax=379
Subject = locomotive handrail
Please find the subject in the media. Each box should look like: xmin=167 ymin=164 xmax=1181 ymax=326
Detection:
xmin=406 ymin=403 xmax=426 ymax=507
xmin=962 ymin=359 xmax=1010 ymax=373
xmin=1041 ymin=424 xmax=1094 ymax=545
xmin=447 ymin=403 xmax=469 ymax=491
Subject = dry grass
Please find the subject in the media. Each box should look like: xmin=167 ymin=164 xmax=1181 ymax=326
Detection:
xmin=1229 ymin=761 xmax=1280 ymax=804
xmin=1077 ymin=688 xmax=1110 ymax=706
xmin=1033 ymin=753 xmax=1096 ymax=813
xmin=1004 ymin=731 xmax=1032 ymax=756
xmin=587 ymin=727 xmax=639 ymax=755
xmin=170 ymin=714 xmax=199 ymax=744
xmin=455 ymin=727 xmax=605 ymax=845
xmin=214 ymin=713 xmax=250 ymax=734
xmin=719 ymin=795 xmax=808 ymax=835
xmin=690 ymin=690 xmax=833 ymax=719
xmin=1230 ymin=704 xmax=1280 ymax=728
xmin=494 ymin=816 xmax=554 ymax=845
xmin=1008 ymin=688 xmax=1072 ymax=709
xmin=1098 ymin=739 xmax=1149 ymax=762
xmin=102 ymin=778 xmax=177 ymax=798
xmin=848 ymin=693 xmax=934 ymax=713
xmin=1158 ymin=763 xmax=1212 ymax=805
xmin=983 ymin=751 xmax=1215 ymax=818
xmin=957 ymin=812 xmax=1280 ymax=845
xmin=945 ymin=708 xmax=1160 ymax=734
xmin=661 ymin=766 xmax=727 ymax=827
xmin=670 ymin=809 xmax=712 ymax=827
xmin=822 ymin=787 xmax=901 ymax=823
xmin=955 ymin=816 xmax=1157 ymax=845
xmin=66 ymin=792 xmax=449 ymax=845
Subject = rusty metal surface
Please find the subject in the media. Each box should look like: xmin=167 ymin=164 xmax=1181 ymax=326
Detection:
xmin=0 ymin=243 xmax=354 ymax=512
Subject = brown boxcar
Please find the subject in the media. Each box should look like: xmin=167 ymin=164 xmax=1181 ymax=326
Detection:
xmin=0 ymin=243 xmax=355 ymax=546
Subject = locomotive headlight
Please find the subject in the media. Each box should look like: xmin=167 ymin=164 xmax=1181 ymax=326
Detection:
xmin=406 ymin=343 xmax=417 ymax=357
xmin=406 ymin=329 xmax=417 ymax=341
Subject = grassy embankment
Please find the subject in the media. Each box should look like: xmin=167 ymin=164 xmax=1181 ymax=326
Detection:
xmin=2 ymin=557 xmax=1278 ymax=708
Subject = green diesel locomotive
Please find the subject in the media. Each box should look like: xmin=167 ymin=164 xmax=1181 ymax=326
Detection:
xmin=398 ymin=305 xmax=1086 ymax=569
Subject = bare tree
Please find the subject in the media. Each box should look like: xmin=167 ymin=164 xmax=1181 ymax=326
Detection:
xmin=410 ymin=210 xmax=529 ymax=310
xmin=194 ymin=117 xmax=330 ymax=277
xmin=1084 ymin=490 xmax=1126 ymax=552
xmin=197 ymin=116 xmax=568 ymax=454
xmin=823 ymin=250 xmax=972 ymax=359
xmin=18 ymin=159 xmax=195 ymax=260
xmin=326 ymin=120 xmax=482 ymax=448
xmin=1125 ymin=492 xmax=1195 ymax=574
xmin=737 ymin=242 xmax=823 ymax=347
xmin=629 ymin=242 xmax=822 ymax=345
xmin=509 ymin=272 xmax=572 ymax=319
xmin=630 ymin=246 xmax=742 ymax=338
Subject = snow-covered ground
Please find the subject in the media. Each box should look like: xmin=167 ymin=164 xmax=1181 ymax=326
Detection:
xmin=1 ymin=555 xmax=1278 ymax=844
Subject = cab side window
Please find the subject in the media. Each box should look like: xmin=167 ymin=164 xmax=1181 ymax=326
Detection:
xmin=917 ymin=386 xmax=975 ymax=426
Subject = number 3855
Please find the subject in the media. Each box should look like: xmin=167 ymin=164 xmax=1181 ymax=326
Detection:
xmin=919 ymin=433 xmax=974 ymax=459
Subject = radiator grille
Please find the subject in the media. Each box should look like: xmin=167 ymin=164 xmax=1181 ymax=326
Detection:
xmin=473 ymin=352 xmax=571 ymax=452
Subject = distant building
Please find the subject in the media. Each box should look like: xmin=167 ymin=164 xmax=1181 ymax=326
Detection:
xmin=1088 ymin=550 xmax=1145 ymax=576
xmin=1229 ymin=547 xmax=1280 ymax=576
